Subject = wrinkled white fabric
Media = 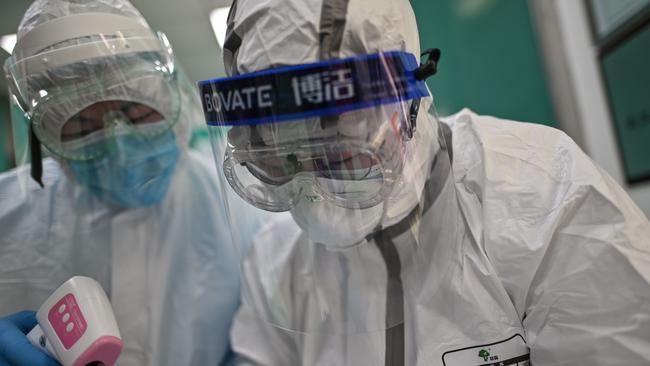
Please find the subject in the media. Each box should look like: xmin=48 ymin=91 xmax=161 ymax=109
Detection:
xmin=231 ymin=109 xmax=650 ymax=365
xmin=0 ymin=151 xmax=249 ymax=366
xmin=226 ymin=0 xmax=420 ymax=74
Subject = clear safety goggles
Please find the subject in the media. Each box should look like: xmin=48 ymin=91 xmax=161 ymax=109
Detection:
xmin=201 ymin=51 xmax=431 ymax=212
xmin=4 ymin=14 xmax=180 ymax=161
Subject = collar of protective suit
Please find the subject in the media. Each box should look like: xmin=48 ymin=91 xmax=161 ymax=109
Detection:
xmin=0 ymin=151 xmax=247 ymax=366
xmin=231 ymin=108 xmax=650 ymax=365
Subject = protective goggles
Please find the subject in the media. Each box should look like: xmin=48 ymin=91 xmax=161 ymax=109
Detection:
xmin=4 ymin=13 xmax=180 ymax=162
xmin=200 ymin=51 xmax=437 ymax=212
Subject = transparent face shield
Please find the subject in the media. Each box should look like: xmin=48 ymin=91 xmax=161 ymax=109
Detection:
xmin=4 ymin=16 xmax=184 ymax=207
xmin=203 ymin=51 xmax=450 ymax=335
xmin=4 ymin=30 xmax=180 ymax=164
xmin=202 ymin=52 xmax=430 ymax=212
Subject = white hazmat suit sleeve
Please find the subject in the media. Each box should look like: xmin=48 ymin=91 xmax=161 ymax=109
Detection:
xmin=230 ymin=109 xmax=650 ymax=365
xmin=451 ymin=110 xmax=650 ymax=365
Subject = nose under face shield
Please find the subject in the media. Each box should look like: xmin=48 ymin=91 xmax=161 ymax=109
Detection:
xmin=200 ymin=51 xmax=431 ymax=212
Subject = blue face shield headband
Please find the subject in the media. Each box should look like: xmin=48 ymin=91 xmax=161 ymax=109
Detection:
xmin=199 ymin=51 xmax=433 ymax=127
xmin=199 ymin=50 xmax=440 ymax=212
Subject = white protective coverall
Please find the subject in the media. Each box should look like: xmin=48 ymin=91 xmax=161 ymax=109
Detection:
xmin=0 ymin=0 xmax=257 ymax=365
xmin=222 ymin=0 xmax=650 ymax=365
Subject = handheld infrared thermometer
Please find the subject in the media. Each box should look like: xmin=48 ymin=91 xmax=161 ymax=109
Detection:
xmin=26 ymin=276 xmax=123 ymax=366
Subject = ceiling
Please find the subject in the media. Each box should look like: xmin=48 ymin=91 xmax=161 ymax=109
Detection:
xmin=0 ymin=0 xmax=231 ymax=83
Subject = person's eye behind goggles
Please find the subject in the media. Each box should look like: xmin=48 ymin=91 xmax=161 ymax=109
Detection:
xmin=60 ymin=101 xmax=167 ymax=142
xmin=241 ymin=145 xmax=383 ymax=187
xmin=223 ymin=134 xmax=402 ymax=212
xmin=26 ymin=68 xmax=181 ymax=161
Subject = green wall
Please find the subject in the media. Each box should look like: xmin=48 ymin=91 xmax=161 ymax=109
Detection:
xmin=0 ymin=98 xmax=11 ymax=172
xmin=411 ymin=0 xmax=556 ymax=126
xmin=602 ymin=22 xmax=650 ymax=183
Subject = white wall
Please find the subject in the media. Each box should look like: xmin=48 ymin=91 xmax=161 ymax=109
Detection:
xmin=531 ymin=0 xmax=650 ymax=218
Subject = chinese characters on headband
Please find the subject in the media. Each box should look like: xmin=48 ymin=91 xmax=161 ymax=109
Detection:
xmin=199 ymin=52 xmax=431 ymax=126
xmin=203 ymin=68 xmax=356 ymax=114
xmin=292 ymin=69 xmax=355 ymax=106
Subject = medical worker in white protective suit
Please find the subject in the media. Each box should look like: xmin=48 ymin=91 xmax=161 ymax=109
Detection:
xmin=0 ymin=0 xmax=257 ymax=365
xmin=200 ymin=0 xmax=650 ymax=365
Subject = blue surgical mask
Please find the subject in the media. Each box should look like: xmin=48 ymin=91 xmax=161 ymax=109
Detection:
xmin=69 ymin=129 xmax=180 ymax=208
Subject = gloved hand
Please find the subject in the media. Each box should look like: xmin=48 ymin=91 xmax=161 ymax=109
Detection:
xmin=0 ymin=311 xmax=61 ymax=366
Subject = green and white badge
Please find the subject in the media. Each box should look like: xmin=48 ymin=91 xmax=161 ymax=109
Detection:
xmin=442 ymin=334 xmax=530 ymax=366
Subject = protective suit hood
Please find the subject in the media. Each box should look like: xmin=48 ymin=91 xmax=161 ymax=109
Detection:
xmin=223 ymin=0 xmax=440 ymax=245
xmin=223 ymin=0 xmax=421 ymax=75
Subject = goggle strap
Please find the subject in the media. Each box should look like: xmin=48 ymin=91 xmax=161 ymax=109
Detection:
xmin=408 ymin=99 xmax=421 ymax=139
xmin=415 ymin=48 xmax=441 ymax=81
xmin=29 ymin=125 xmax=44 ymax=188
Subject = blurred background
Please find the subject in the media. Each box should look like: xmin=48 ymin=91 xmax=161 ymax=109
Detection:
xmin=1 ymin=0 xmax=649 ymax=217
